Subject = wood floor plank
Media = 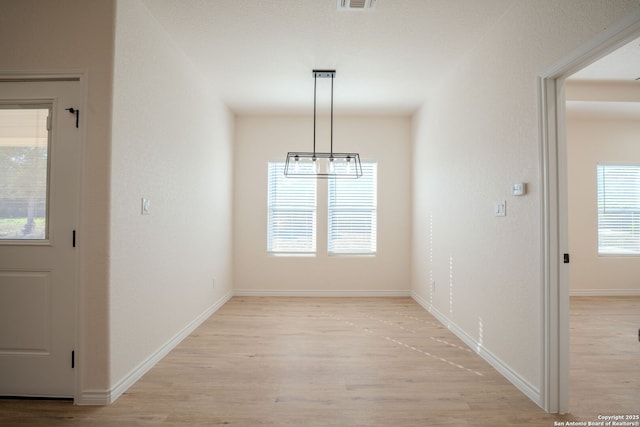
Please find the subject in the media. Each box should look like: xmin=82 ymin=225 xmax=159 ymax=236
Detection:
xmin=1 ymin=296 xmax=636 ymax=426
xmin=569 ymin=296 xmax=640 ymax=419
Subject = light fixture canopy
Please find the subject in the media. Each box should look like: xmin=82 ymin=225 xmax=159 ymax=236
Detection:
xmin=284 ymin=70 xmax=362 ymax=179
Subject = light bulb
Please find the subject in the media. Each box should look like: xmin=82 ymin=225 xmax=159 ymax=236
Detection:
xmin=329 ymin=157 xmax=335 ymax=173
xmin=312 ymin=157 xmax=318 ymax=173
xmin=294 ymin=155 xmax=300 ymax=173
xmin=346 ymin=156 xmax=352 ymax=174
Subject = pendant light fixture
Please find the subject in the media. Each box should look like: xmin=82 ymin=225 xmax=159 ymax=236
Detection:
xmin=284 ymin=70 xmax=362 ymax=179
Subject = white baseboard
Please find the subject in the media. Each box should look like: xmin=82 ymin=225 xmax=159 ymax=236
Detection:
xmin=233 ymin=289 xmax=411 ymax=297
xmin=570 ymin=289 xmax=640 ymax=296
xmin=76 ymin=290 xmax=233 ymax=406
xmin=411 ymin=291 xmax=541 ymax=407
xmin=75 ymin=389 xmax=111 ymax=406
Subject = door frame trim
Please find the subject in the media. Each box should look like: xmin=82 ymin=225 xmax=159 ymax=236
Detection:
xmin=538 ymin=12 xmax=640 ymax=413
xmin=0 ymin=70 xmax=87 ymax=402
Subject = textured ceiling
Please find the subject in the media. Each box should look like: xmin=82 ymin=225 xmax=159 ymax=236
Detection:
xmin=570 ymin=36 xmax=640 ymax=82
xmin=567 ymin=36 xmax=640 ymax=119
xmin=141 ymin=0 xmax=639 ymax=116
xmin=141 ymin=0 xmax=514 ymax=115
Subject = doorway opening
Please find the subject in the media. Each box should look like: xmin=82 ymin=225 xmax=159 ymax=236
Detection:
xmin=564 ymin=37 xmax=640 ymax=416
xmin=539 ymin=13 xmax=640 ymax=414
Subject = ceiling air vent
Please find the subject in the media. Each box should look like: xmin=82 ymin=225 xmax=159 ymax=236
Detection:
xmin=338 ymin=0 xmax=377 ymax=10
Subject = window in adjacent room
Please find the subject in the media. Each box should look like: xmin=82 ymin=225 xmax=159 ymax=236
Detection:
xmin=597 ymin=163 xmax=640 ymax=255
xmin=267 ymin=162 xmax=317 ymax=254
xmin=328 ymin=162 xmax=377 ymax=255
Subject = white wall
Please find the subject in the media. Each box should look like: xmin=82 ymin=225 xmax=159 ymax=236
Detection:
xmin=111 ymin=0 xmax=234 ymax=393
xmin=411 ymin=0 xmax=640 ymax=407
xmin=567 ymin=114 xmax=640 ymax=295
xmin=234 ymin=115 xmax=411 ymax=294
xmin=0 ymin=0 xmax=115 ymax=397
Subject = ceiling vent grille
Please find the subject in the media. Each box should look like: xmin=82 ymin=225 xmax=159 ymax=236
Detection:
xmin=338 ymin=0 xmax=377 ymax=10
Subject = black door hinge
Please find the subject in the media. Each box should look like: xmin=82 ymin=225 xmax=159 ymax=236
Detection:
xmin=71 ymin=350 xmax=75 ymax=369
xmin=563 ymin=253 xmax=570 ymax=264
xmin=72 ymin=230 xmax=76 ymax=248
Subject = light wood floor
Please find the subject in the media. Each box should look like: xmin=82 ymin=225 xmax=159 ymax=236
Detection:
xmin=0 ymin=297 xmax=637 ymax=426
xmin=569 ymin=296 xmax=640 ymax=418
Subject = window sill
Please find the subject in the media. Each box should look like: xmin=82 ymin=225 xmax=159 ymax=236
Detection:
xmin=328 ymin=253 xmax=376 ymax=258
xmin=598 ymin=253 xmax=640 ymax=257
xmin=268 ymin=252 xmax=317 ymax=257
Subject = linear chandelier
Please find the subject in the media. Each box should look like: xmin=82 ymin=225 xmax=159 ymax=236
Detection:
xmin=284 ymin=70 xmax=362 ymax=179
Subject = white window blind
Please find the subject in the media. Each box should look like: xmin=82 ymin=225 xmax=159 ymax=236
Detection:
xmin=597 ymin=164 xmax=640 ymax=255
xmin=328 ymin=162 xmax=377 ymax=254
xmin=267 ymin=162 xmax=316 ymax=253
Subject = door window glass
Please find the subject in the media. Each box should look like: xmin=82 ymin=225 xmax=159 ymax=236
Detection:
xmin=0 ymin=105 xmax=50 ymax=240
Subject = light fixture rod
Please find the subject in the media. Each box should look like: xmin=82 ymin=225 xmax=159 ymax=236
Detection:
xmin=284 ymin=69 xmax=361 ymax=179
xmin=330 ymin=73 xmax=334 ymax=157
xmin=311 ymin=70 xmax=336 ymax=158
xmin=313 ymin=73 xmax=317 ymax=156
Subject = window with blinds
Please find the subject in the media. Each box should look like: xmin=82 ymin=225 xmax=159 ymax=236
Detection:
xmin=597 ymin=164 xmax=640 ymax=255
xmin=267 ymin=162 xmax=316 ymax=254
xmin=328 ymin=162 xmax=377 ymax=254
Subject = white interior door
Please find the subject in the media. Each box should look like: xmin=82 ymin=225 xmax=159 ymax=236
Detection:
xmin=0 ymin=79 xmax=80 ymax=397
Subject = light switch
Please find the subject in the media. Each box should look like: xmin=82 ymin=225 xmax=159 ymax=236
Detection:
xmin=141 ymin=198 xmax=151 ymax=215
xmin=494 ymin=200 xmax=506 ymax=217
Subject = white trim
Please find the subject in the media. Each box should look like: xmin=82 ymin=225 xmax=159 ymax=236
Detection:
xmin=233 ymin=289 xmax=411 ymax=297
xmin=75 ymin=389 xmax=111 ymax=406
xmin=0 ymin=70 xmax=88 ymax=83
xmin=75 ymin=69 xmax=90 ymax=406
xmin=539 ymin=14 xmax=640 ymax=78
xmin=538 ymin=10 xmax=640 ymax=414
xmin=411 ymin=292 xmax=541 ymax=406
xmin=539 ymin=74 xmax=565 ymax=415
xmin=570 ymin=289 xmax=640 ymax=297
xmin=79 ymin=290 xmax=234 ymax=406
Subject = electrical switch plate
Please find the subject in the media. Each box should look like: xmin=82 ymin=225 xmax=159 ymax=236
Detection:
xmin=141 ymin=198 xmax=151 ymax=215
xmin=512 ymin=183 xmax=526 ymax=196
xmin=494 ymin=200 xmax=506 ymax=217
